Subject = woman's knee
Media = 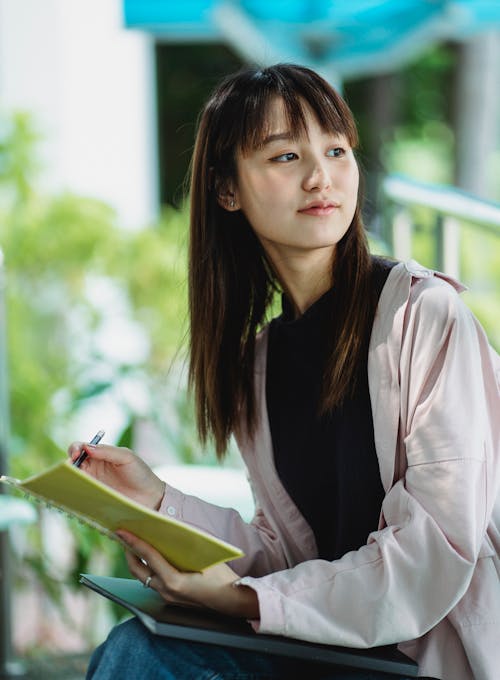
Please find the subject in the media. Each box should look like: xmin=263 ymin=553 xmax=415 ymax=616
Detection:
xmin=87 ymin=618 xmax=157 ymax=679
xmin=106 ymin=617 xmax=149 ymax=650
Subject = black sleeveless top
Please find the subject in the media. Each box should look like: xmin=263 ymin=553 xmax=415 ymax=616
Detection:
xmin=266 ymin=258 xmax=395 ymax=560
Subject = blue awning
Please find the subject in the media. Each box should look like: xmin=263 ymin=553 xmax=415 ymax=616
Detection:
xmin=123 ymin=1 xmax=500 ymax=79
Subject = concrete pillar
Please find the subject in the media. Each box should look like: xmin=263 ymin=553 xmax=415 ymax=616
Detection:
xmin=454 ymin=32 xmax=500 ymax=199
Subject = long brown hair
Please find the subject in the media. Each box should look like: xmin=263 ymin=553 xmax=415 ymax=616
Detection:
xmin=188 ymin=64 xmax=374 ymax=458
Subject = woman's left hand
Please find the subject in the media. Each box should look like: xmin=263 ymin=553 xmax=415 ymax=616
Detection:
xmin=116 ymin=530 xmax=260 ymax=620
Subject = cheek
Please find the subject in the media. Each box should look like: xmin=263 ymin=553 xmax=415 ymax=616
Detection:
xmin=237 ymin=176 xmax=276 ymax=217
xmin=340 ymin=166 xmax=359 ymax=227
xmin=348 ymin=163 xmax=360 ymax=191
xmin=344 ymin=165 xmax=360 ymax=207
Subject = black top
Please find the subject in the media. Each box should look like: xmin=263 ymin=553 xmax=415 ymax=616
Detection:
xmin=266 ymin=258 xmax=395 ymax=560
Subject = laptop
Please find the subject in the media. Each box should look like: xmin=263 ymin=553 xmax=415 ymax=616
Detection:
xmin=80 ymin=574 xmax=419 ymax=676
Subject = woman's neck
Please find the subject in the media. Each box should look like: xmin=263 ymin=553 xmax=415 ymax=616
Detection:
xmin=268 ymin=247 xmax=334 ymax=318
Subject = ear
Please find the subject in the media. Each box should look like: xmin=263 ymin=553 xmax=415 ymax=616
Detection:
xmin=216 ymin=180 xmax=240 ymax=212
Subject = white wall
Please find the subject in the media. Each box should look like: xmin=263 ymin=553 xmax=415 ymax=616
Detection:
xmin=0 ymin=0 xmax=158 ymax=228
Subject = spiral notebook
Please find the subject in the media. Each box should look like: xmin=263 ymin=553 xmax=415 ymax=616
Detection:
xmin=0 ymin=460 xmax=243 ymax=572
xmin=80 ymin=574 xmax=419 ymax=676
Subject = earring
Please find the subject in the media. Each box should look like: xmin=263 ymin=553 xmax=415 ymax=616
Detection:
xmin=229 ymin=199 xmax=235 ymax=208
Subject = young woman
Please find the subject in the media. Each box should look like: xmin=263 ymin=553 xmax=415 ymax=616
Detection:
xmin=69 ymin=64 xmax=499 ymax=680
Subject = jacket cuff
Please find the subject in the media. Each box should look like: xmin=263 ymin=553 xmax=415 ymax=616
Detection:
xmin=236 ymin=576 xmax=285 ymax=635
xmin=157 ymin=483 xmax=186 ymax=522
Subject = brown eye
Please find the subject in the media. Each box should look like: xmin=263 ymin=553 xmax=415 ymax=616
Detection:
xmin=271 ymin=152 xmax=298 ymax=162
xmin=326 ymin=148 xmax=345 ymax=158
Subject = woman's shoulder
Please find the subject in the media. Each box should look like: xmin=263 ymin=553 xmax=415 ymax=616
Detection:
xmin=397 ymin=264 xmax=491 ymax=368
xmin=380 ymin=259 xmax=467 ymax=311
xmin=373 ymin=259 xmax=475 ymax=350
xmin=405 ymin=262 xmax=469 ymax=322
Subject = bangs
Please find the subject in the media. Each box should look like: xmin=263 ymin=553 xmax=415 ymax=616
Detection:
xmin=220 ymin=65 xmax=358 ymax=157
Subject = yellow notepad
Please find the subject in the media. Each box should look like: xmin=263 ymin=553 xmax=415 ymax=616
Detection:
xmin=0 ymin=460 xmax=243 ymax=572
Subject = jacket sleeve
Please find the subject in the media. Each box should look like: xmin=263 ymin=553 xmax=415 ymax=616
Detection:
xmin=235 ymin=278 xmax=499 ymax=647
xmin=158 ymin=483 xmax=289 ymax=576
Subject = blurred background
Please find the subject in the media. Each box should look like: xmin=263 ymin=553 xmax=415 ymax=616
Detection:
xmin=0 ymin=0 xmax=499 ymax=677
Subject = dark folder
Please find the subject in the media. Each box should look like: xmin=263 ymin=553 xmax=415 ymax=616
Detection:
xmin=80 ymin=574 xmax=418 ymax=677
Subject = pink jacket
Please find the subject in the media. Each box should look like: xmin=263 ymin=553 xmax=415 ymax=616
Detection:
xmin=160 ymin=260 xmax=500 ymax=680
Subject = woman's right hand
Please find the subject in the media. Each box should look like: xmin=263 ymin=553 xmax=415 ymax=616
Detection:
xmin=67 ymin=442 xmax=166 ymax=511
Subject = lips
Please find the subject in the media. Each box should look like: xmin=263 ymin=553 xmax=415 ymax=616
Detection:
xmin=298 ymin=201 xmax=340 ymax=216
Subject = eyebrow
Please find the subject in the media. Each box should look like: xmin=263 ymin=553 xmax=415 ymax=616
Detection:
xmin=260 ymin=132 xmax=294 ymax=146
xmin=257 ymin=129 xmax=346 ymax=150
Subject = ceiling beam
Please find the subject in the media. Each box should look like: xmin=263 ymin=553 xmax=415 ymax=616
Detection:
xmin=212 ymin=1 xmax=341 ymax=88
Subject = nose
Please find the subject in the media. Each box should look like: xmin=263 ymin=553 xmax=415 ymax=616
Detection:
xmin=301 ymin=158 xmax=331 ymax=192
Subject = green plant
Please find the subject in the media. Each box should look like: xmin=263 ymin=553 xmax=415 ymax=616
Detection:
xmin=0 ymin=113 xmax=199 ymax=639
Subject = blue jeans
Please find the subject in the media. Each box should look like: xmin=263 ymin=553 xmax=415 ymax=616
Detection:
xmin=86 ymin=617 xmax=413 ymax=680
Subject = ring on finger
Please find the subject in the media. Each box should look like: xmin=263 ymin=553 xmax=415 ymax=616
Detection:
xmin=143 ymin=574 xmax=153 ymax=588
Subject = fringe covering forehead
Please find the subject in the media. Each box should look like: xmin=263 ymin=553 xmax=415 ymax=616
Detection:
xmin=208 ymin=65 xmax=358 ymax=166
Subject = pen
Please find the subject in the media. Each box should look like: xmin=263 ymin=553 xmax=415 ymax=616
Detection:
xmin=73 ymin=430 xmax=105 ymax=468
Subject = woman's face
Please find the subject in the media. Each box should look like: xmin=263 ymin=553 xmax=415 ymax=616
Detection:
xmin=227 ymin=97 xmax=359 ymax=270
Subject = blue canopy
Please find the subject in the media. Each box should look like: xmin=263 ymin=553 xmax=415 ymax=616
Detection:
xmin=123 ymin=1 xmax=500 ymax=80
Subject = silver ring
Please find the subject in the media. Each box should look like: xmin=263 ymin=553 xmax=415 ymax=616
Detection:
xmin=143 ymin=575 xmax=152 ymax=588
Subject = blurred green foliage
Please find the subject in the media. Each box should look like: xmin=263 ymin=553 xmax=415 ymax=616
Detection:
xmin=0 ymin=113 xmax=200 ymax=626
xmin=0 ymin=113 xmax=193 ymax=477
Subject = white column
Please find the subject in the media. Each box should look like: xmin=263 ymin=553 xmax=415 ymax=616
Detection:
xmin=0 ymin=0 xmax=158 ymax=229
xmin=454 ymin=31 xmax=500 ymax=200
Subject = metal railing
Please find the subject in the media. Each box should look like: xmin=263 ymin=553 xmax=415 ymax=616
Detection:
xmin=382 ymin=174 xmax=500 ymax=280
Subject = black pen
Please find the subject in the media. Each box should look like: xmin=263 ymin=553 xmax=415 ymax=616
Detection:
xmin=73 ymin=430 xmax=105 ymax=468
